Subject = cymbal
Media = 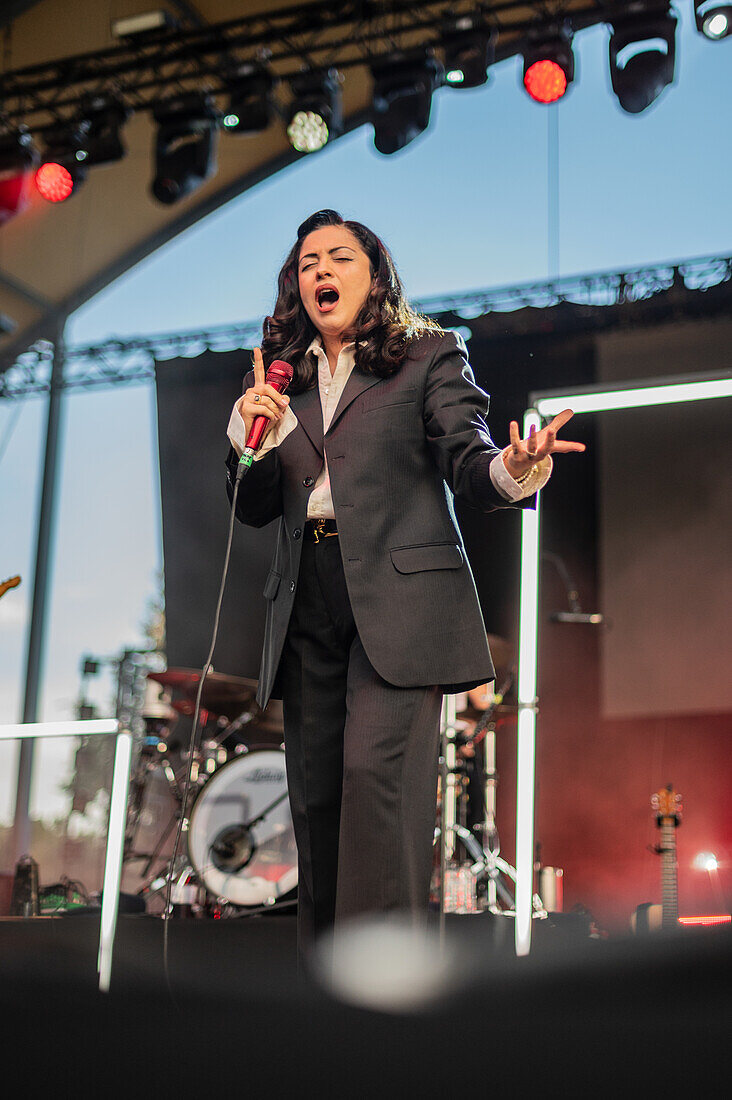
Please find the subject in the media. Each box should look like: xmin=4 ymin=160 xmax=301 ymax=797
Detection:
xmin=148 ymin=668 xmax=258 ymax=717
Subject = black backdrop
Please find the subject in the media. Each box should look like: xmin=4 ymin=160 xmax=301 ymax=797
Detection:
xmin=155 ymin=350 xmax=278 ymax=681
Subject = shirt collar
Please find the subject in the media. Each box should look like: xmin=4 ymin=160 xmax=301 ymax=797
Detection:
xmin=306 ymin=336 xmax=357 ymax=357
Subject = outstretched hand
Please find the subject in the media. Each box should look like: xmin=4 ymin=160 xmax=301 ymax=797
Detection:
xmin=503 ymin=409 xmax=585 ymax=480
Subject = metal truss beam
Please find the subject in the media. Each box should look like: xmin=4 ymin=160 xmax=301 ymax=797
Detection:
xmin=1 ymin=254 xmax=729 ymax=400
xmin=0 ymin=0 xmax=639 ymax=135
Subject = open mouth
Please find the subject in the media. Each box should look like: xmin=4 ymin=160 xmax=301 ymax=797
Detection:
xmin=316 ymin=285 xmax=340 ymax=312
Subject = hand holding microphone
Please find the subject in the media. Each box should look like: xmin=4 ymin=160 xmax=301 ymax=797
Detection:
xmin=235 ymin=347 xmax=294 ymax=478
xmin=237 ymin=347 xmax=291 ymax=442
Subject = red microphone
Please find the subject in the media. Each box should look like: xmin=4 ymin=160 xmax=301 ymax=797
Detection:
xmin=237 ymin=359 xmax=294 ymax=476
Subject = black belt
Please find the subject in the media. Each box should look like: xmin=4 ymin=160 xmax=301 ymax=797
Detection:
xmin=305 ymin=518 xmax=338 ymax=543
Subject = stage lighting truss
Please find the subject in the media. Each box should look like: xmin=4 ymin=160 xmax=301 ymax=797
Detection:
xmin=694 ymin=0 xmax=732 ymax=38
xmin=609 ymin=10 xmax=678 ymax=114
xmin=370 ymin=52 xmax=443 ymax=155
xmin=151 ymin=93 xmax=219 ymax=205
xmin=442 ymin=15 xmax=495 ymax=88
xmin=4 ymin=254 xmax=730 ymax=400
xmin=522 ymin=29 xmax=575 ymax=104
xmin=286 ymin=70 xmax=342 ymax=153
xmin=0 ymin=1 xmax=716 ymax=207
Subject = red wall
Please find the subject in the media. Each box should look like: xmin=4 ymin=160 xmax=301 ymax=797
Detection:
xmin=496 ymin=619 xmax=732 ymax=934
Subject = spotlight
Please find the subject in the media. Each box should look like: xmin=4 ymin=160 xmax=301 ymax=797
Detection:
xmin=151 ymin=93 xmax=218 ymax=205
xmin=442 ymin=16 xmax=494 ymax=88
xmin=370 ymin=51 xmax=444 ymax=155
xmin=694 ymin=0 xmax=732 ymax=38
xmin=36 ymin=123 xmax=90 ymax=202
xmin=0 ymin=128 xmax=39 ymax=225
xmin=286 ymin=70 xmax=342 ymax=153
xmin=609 ymin=11 xmax=677 ymax=114
xmin=222 ymin=63 xmax=275 ymax=134
xmin=35 ymin=162 xmax=75 ymax=203
xmin=78 ymin=96 xmax=130 ymax=166
xmin=522 ymin=31 xmax=575 ymax=104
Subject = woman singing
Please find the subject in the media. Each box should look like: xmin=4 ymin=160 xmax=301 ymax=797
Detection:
xmin=225 ymin=209 xmax=583 ymax=956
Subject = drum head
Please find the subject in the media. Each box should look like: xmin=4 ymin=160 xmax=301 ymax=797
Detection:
xmin=188 ymin=748 xmax=297 ymax=906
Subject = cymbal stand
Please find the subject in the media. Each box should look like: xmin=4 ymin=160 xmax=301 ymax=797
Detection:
xmin=472 ymin=716 xmax=522 ymax=912
xmin=469 ymin=714 xmax=545 ymax=917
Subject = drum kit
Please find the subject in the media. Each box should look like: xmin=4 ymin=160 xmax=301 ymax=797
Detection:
xmin=125 ymin=634 xmax=533 ymax=921
xmin=123 ymin=667 xmax=297 ymax=916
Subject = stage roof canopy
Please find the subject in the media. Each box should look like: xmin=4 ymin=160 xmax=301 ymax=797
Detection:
xmin=0 ymin=1 xmax=681 ymax=369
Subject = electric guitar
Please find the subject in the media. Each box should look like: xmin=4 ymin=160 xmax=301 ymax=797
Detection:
xmin=0 ymin=575 xmax=21 ymax=600
xmin=632 ymin=784 xmax=682 ymax=933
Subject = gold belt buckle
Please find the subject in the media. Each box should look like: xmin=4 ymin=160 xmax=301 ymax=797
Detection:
xmin=312 ymin=519 xmax=335 ymax=543
xmin=312 ymin=518 xmax=326 ymax=544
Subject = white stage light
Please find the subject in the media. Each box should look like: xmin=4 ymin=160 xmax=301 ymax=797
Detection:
xmin=693 ymin=851 xmax=719 ymax=873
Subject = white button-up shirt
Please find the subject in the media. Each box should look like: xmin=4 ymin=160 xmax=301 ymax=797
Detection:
xmin=227 ymin=337 xmax=551 ymax=519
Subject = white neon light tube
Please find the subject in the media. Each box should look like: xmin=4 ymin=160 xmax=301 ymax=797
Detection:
xmin=515 ymin=409 xmax=541 ymax=958
xmin=535 ymin=375 xmax=732 ymax=418
xmin=0 ymin=719 xmax=119 ymax=740
xmin=98 ymin=730 xmax=133 ymax=993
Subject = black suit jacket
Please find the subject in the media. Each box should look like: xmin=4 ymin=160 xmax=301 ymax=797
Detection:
xmin=226 ymin=330 xmax=533 ymax=708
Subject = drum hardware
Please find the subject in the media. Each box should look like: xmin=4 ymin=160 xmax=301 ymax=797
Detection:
xmin=436 ymin=656 xmax=548 ymax=919
xmin=209 ymin=786 xmax=290 ymax=873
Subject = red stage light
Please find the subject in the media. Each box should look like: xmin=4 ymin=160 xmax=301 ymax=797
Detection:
xmin=524 ymin=59 xmax=568 ymax=103
xmin=35 ymin=162 xmax=74 ymax=202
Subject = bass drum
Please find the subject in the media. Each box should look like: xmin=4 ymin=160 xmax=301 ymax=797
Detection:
xmin=187 ymin=747 xmax=297 ymax=907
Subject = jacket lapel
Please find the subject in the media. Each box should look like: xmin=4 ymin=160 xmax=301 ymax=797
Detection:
xmin=326 ymin=369 xmax=381 ymax=436
xmin=290 ymin=383 xmax=324 ymax=457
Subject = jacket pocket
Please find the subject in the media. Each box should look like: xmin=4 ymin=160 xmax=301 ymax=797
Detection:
xmin=364 ymin=386 xmax=418 ymax=411
xmin=390 ymin=543 xmax=464 ymax=574
xmin=263 ymin=570 xmax=281 ymax=600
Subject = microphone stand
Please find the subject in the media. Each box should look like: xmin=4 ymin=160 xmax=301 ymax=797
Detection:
xmin=542 ymin=550 xmax=605 ymax=625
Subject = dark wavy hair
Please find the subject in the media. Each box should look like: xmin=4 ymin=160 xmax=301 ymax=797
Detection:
xmin=260 ymin=209 xmax=442 ymax=392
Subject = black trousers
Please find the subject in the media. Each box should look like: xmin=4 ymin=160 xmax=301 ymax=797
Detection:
xmin=279 ymin=533 xmax=443 ymax=954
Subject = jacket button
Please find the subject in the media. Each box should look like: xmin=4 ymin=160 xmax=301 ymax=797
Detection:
xmin=289 ymin=581 xmax=296 ymax=593
xmin=303 ymin=476 xmax=314 ymax=487
xmin=293 ymin=528 xmax=302 ymax=540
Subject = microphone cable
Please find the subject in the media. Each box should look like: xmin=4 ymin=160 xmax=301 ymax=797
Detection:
xmin=161 ymin=463 xmax=246 ymax=1001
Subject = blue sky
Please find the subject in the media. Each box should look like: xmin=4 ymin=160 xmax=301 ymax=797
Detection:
xmin=1 ymin=13 xmax=731 ymax=824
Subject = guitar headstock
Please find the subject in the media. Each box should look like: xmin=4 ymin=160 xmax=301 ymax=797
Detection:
xmin=652 ymin=784 xmax=683 ymax=827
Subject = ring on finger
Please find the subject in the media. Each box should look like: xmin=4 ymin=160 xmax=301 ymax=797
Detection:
xmin=253 ymin=394 xmax=261 ymax=404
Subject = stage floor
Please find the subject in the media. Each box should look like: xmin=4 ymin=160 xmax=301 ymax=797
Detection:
xmin=1 ymin=912 xmax=728 ymax=1094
